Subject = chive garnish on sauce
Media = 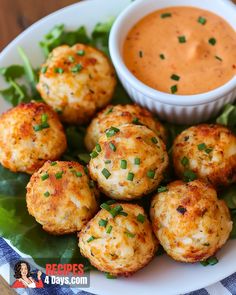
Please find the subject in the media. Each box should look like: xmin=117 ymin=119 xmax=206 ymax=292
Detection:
xmin=41 ymin=66 xmax=48 ymax=74
xmin=178 ymin=36 xmax=186 ymax=43
xmin=161 ymin=13 xmax=172 ymax=18
xmin=171 ymin=74 xmax=180 ymax=81
xmin=159 ymin=54 xmax=165 ymax=60
xmin=125 ymin=230 xmax=135 ymax=238
xmin=106 ymin=127 xmax=120 ymax=138
xmin=151 ymin=137 xmax=158 ymax=144
xmin=198 ymin=16 xmax=207 ymax=25
xmin=71 ymin=64 xmax=83 ymax=73
xmin=90 ymin=151 xmax=99 ymax=159
xmin=55 ymin=171 xmax=63 ymax=179
xmin=99 ymin=219 xmax=108 ymax=227
xmin=139 ymin=50 xmax=143 ymax=58
xmin=215 ymin=56 xmax=222 ymax=61
xmin=87 ymin=236 xmax=96 ymax=243
xmin=106 ymin=225 xmax=113 ymax=234
xmin=44 ymin=191 xmax=50 ymax=197
xmin=171 ymin=85 xmax=178 ymax=94
xmin=208 ymin=38 xmax=216 ymax=46
xmin=95 ymin=143 xmax=101 ymax=152
xmin=147 ymin=170 xmax=155 ymax=179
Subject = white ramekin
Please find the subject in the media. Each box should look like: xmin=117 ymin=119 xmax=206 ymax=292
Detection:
xmin=109 ymin=0 xmax=236 ymax=124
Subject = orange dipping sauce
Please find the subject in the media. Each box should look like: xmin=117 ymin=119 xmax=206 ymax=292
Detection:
xmin=123 ymin=7 xmax=236 ymax=95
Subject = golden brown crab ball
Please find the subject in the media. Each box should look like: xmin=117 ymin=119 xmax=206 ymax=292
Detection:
xmin=79 ymin=203 xmax=158 ymax=276
xmin=37 ymin=44 xmax=116 ymax=125
xmin=88 ymin=124 xmax=168 ymax=200
xmin=26 ymin=161 xmax=99 ymax=235
xmin=150 ymin=180 xmax=232 ymax=263
xmin=84 ymin=104 xmax=167 ymax=151
xmin=172 ymin=124 xmax=236 ymax=187
xmin=0 ymin=102 xmax=67 ymax=174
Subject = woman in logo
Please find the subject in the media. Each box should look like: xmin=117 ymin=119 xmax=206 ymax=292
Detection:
xmin=11 ymin=260 xmax=43 ymax=288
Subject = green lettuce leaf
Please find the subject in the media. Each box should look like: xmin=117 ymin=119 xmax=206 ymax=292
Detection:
xmin=0 ymin=195 xmax=90 ymax=267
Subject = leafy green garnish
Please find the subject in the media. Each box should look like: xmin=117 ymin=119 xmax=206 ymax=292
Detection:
xmin=0 ymin=195 xmax=91 ymax=267
xmin=216 ymin=104 xmax=236 ymax=127
xmin=39 ymin=24 xmax=90 ymax=57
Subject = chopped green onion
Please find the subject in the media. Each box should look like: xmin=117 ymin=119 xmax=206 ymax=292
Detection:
xmin=119 ymin=211 xmax=128 ymax=216
xmin=181 ymin=156 xmax=189 ymax=167
xmin=95 ymin=144 xmax=101 ymax=152
xmin=75 ymin=171 xmax=82 ymax=177
xmin=106 ymin=127 xmax=120 ymax=138
xmin=99 ymin=219 xmax=108 ymax=227
xmin=127 ymin=172 xmax=134 ymax=181
xmin=68 ymin=55 xmax=75 ymax=62
xmin=198 ymin=143 xmax=207 ymax=150
xmin=84 ymin=166 xmax=89 ymax=175
xmin=102 ymin=168 xmax=111 ymax=179
xmin=158 ymin=186 xmax=168 ymax=193
xmin=106 ymin=225 xmax=113 ymax=234
xmin=90 ymin=151 xmax=99 ymax=159
xmin=178 ymin=36 xmax=186 ymax=43
xmin=41 ymin=66 xmax=48 ymax=74
xmin=215 ymin=55 xmax=222 ymax=61
xmin=171 ymin=85 xmax=178 ymax=94
xmin=176 ymin=205 xmax=187 ymax=214
xmin=159 ymin=53 xmax=165 ymax=60
xmin=44 ymin=191 xmax=50 ymax=197
xmin=183 ymin=170 xmax=197 ymax=182
xmin=147 ymin=170 xmax=155 ymax=179
xmin=120 ymin=159 xmax=127 ymax=169
xmin=77 ymin=50 xmax=85 ymax=56
xmin=100 ymin=203 xmax=111 ymax=212
xmin=105 ymin=160 xmax=111 ymax=164
xmin=205 ymin=147 xmax=213 ymax=154
xmin=105 ymin=273 xmax=117 ymax=279
xmin=139 ymin=50 xmax=143 ymax=58
xmin=208 ymin=38 xmax=216 ymax=46
xmin=125 ymin=230 xmax=135 ymax=238
xmin=51 ymin=161 xmax=57 ymax=166
xmin=207 ymin=256 xmax=218 ymax=265
xmin=55 ymin=171 xmax=63 ymax=179
xmin=41 ymin=173 xmax=49 ymax=181
xmin=137 ymin=213 xmax=146 ymax=223
xmin=161 ymin=13 xmax=172 ymax=18
xmin=106 ymin=200 xmax=116 ymax=205
xmin=171 ymin=74 xmax=180 ymax=81
xmin=110 ymin=205 xmax=123 ymax=217
xmin=71 ymin=63 xmax=83 ymax=73
xmin=105 ymin=107 xmax=113 ymax=115
xmin=41 ymin=113 xmax=48 ymax=123
xmin=134 ymin=158 xmax=140 ymax=165
xmin=109 ymin=143 xmax=116 ymax=152
xmin=200 ymin=256 xmax=218 ymax=266
xmin=198 ymin=16 xmax=207 ymax=25
xmin=54 ymin=67 xmax=64 ymax=74
xmin=89 ymin=180 xmax=95 ymax=188
xmin=87 ymin=236 xmax=96 ymax=243
xmin=151 ymin=137 xmax=158 ymax=144
xmin=132 ymin=117 xmax=140 ymax=124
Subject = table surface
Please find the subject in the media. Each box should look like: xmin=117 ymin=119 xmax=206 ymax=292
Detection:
xmin=0 ymin=0 xmax=79 ymax=51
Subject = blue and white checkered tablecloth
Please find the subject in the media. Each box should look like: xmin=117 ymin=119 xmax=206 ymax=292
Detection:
xmin=1 ymin=238 xmax=236 ymax=295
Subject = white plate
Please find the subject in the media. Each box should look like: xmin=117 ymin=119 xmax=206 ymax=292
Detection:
xmin=0 ymin=1 xmax=235 ymax=294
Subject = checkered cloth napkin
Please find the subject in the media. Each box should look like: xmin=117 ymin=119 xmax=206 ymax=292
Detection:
xmin=0 ymin=238 xmax=235 ymax=295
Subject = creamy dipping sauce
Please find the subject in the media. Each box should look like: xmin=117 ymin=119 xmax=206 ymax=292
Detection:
xmin=123 ymin=7 xmax=236 ymax=95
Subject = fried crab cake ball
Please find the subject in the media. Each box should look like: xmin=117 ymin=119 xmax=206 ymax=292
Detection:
xmin=150 ymin=180 xmax=232 ymax=263
xmin=37 ymin=44 xmax=116 ymax=124
xmin=79 ymin=203 xmax=158 ymax=276
xmin=26 ymin=161 xmax=99 ymax=234
xmin=85 ymin=104 xmax=167 ymax=151
xmin=88 ymin=124 xmax=169 ymax=200
xmin=0 ymin=102 xmax=67 ymax=174
xmin=173 ymin=124 xmax=236 ymax=187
